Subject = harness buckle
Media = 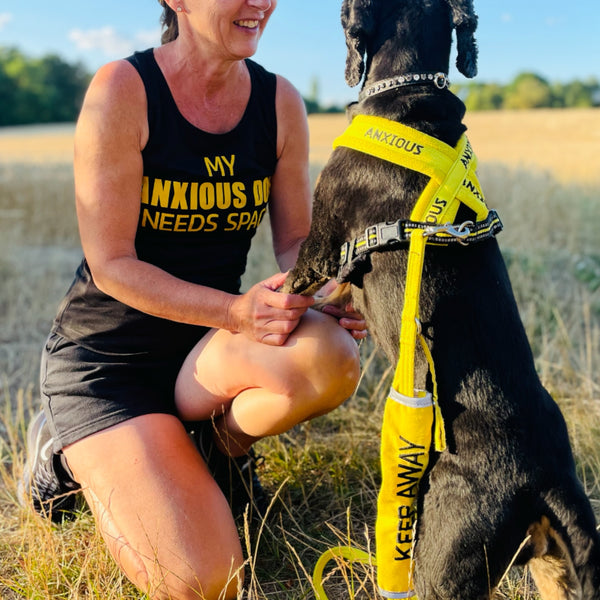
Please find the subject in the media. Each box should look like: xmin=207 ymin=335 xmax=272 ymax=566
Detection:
xmin=424 ymin=220 xmax=474 ymax=246
xmin=339 ymin=241 xmax=350 ymax=266
xmin=365 ymin=221 xmax=405 ymax=249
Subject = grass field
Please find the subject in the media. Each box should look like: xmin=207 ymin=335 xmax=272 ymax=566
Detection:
xmin=2 ymin=108 xmax=599 ymax=183
xmin=0 ymin=109 xmax=599 ymax=599
xmin=306 ymin=108 xmax=600 ymax=184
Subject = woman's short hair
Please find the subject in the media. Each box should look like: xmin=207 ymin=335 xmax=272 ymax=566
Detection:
xmin=158 ymin=0 xmax=179 ymax=44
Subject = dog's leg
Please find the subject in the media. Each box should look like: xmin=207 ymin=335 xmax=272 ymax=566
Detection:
xmin=280 ymin=266 xmax=329 ymax=296
xmin=312 ymin=281 xmax=352 ymax=311
xmin=544 ymin=485 xmax=600 ymax=600
xmin=523 ymin=486 xmax=600 ymax=600
xmin=526 ymin=516 xmax=582 ymax=600
xmin=280 ymin=238 xmax=334 ymax=296
xmin=529 ymin=558 xmax=580 ymax=600
xmin=281 ymin=177 xmax=347 ymax=296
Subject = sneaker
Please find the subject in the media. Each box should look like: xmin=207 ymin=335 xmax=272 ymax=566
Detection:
xmin=18 ymin=410 xmax=81 ymax=523
xmin=188 ymin=422 xmax=269 ymax=522
xmin=227 ymin=449 xmax=269 ymax=522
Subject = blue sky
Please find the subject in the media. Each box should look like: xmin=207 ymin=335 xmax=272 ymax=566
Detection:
xmin=1 ymin=1 xmax=598 ymax=105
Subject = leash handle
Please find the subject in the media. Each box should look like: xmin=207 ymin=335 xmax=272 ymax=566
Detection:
xmin=313 ymin=546 xmax=375 ymax=600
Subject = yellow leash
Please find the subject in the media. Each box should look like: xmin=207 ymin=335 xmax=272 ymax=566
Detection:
xmin=313 ymin=115 xmax=497 ymax=599
xmin=313 ymin=547 xmax=376 ymax=600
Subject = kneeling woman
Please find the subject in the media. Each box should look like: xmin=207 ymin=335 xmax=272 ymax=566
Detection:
xmin=19 ymin=1 xmax=366 ymax=599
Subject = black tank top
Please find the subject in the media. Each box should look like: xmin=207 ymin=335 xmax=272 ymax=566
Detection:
xmin=52 ymin=49 xmax=278 ymax=354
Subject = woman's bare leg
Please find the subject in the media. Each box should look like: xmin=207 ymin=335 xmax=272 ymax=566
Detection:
xmin=175 ymin=309 xmax=361 ymax=456
xmin=63 ymin=413 xmax=244 ymax=600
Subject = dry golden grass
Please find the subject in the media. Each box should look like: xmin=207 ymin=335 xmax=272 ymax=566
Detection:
xmin=308 ymin=108 xmax=600 ymax=184
xmin=2 ymin=109 xmax=598 ymax=185
xmin=0 ymin=124 xmax=75 ymax=164
xmin=464 ymin=108 xmax=600 ymax=184
xmin=1 ymin=110 xmax=599 ymax=599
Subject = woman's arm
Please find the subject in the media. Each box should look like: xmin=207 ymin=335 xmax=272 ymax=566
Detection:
xmin=269 ymin=75 xmax=313 ymax=272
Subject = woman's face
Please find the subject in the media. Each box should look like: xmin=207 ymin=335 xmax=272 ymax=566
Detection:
xmin=187 ymin=0 xmax=277 ymax=60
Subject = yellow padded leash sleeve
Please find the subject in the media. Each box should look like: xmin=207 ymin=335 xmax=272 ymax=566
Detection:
xmin=376 ymin=390 xmax=434 ymax=599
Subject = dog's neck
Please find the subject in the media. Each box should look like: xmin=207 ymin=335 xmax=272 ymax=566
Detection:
xmin=359 ymin=72 xmax=451 ymax=103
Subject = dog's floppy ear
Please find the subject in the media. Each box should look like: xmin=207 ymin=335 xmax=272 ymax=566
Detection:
xmin=341 ymin=0 xmax=377 ymax=87
xmin=445 ymin=0 xmax=478 ymax=78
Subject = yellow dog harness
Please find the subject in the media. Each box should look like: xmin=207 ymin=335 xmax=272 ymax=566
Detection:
xmin=312 ymin=115 xmax=502 ymax=600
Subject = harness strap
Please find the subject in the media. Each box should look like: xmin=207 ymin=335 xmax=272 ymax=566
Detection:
xmin=338 ymin=209 xmax=503 ymax=279
xmin=333 ymin=115 xmax=487 ymax=220
xmin=333 ymin=115 xmax=502 ymax=283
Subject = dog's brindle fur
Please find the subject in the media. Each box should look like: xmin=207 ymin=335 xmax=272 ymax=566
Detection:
xmin=282 ymin=0 xmax=600 ymax=597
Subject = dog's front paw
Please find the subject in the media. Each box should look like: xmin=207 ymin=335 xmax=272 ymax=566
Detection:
xmin=281 ymin=270 xmax=328 ymax=296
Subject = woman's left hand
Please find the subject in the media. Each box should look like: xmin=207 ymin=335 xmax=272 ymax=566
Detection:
xmin=321 ymin=303 xmax=368 ymax=341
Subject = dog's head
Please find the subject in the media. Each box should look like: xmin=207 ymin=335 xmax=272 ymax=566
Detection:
xmin=341 ymin=0 xmax=478 ymax=87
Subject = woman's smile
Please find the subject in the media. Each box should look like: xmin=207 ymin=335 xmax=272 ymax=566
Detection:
xmin=234 ymin=19 xmax=260 ymax=30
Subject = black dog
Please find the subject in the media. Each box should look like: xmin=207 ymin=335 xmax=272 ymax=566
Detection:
xmin=282 ymin=0 xmax=600 ymax=597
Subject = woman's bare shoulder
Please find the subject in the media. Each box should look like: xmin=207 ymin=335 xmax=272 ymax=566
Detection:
xmin=85 ymin=59 xmax=146 ymax=110
xmin=274 ymin=74 xmax=306 ymax=114
xmin=274 ymin=75 xmax=309 ymax=158
xmin=77 ymin=58 xmax=148 ymax=150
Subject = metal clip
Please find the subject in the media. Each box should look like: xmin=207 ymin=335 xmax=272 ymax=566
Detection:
xmin=415 ymin=317 xmax=422 ymax=335
xmin=424 ymin=221 xmax=474 ymax=245
xmin=433 ymin=72 xmax=450 ymax=89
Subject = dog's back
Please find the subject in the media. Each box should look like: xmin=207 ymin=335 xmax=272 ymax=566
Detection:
xmin=284 ymin=1 xmax=600 ymax=597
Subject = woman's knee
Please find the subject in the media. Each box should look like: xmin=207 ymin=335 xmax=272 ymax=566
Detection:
xmin=146 ymin=559 xmax=243 ymax=600
xmin=292 ymin=310 xmax=361 ymax=407
xmin=90 ymin=492 xmax=244 ymax=600
xmin=64 ymin=415 xmax=245 ymax=600
xmin=325 ymin=318 xmax=361 ymax=393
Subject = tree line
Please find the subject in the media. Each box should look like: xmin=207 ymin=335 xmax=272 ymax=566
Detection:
xmin=0 ymin=47 xmax=90 ymax=126
xmin=453 ymin=72 xmax=600 ymax=111
xmin=309 ymin=72 xmax=600 ymax=113
xmin=1 ymin=46 xmax=598 ymax=126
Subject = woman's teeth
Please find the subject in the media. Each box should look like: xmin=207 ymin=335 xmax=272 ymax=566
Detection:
xmin=235 ymin=20 xmax=259 ymax=28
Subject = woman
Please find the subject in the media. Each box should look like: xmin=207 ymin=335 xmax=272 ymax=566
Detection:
xmin=19 ymin=1 xmax=365 ymax=599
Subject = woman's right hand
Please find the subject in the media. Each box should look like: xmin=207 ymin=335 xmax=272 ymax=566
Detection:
xmin=227 ymin=272 xmax=314 ymax=346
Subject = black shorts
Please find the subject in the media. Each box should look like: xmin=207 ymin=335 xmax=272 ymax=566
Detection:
xmin=40 ymin=331 xmax=204 ymax=451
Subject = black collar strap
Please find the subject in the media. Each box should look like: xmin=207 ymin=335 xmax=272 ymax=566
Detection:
xmin=337 ymin=209 xmax=503 ymax=283
xmin=359 ymin=72 xmax=450 ymax=102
